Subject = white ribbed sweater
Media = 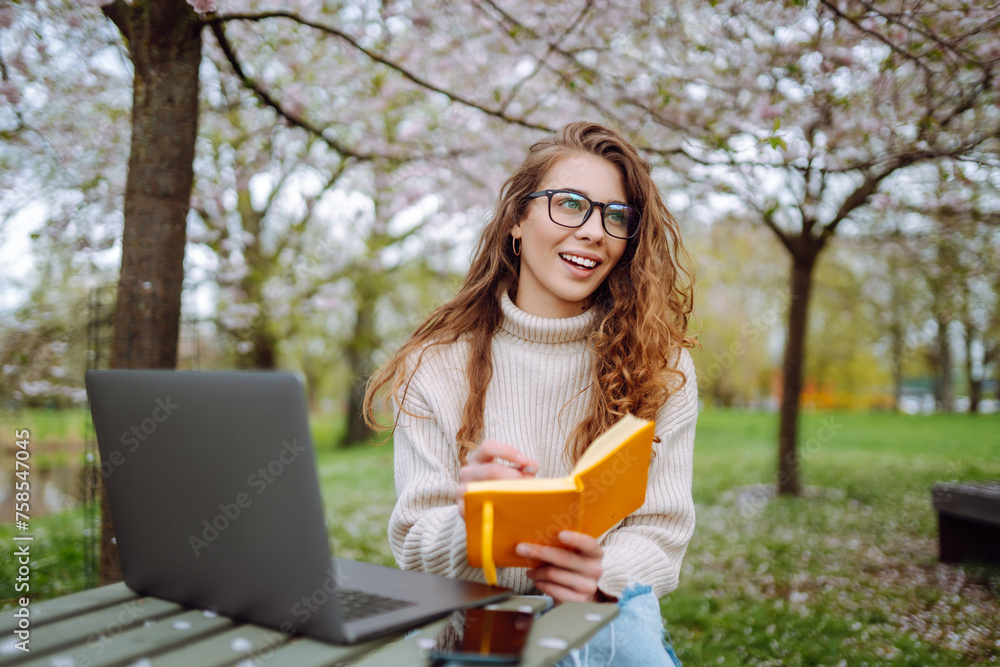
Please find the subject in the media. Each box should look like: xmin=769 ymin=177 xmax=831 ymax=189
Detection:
xmin=388 ymin=293 xmax=697 ymax=598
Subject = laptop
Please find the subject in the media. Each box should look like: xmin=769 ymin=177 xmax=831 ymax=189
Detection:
xmin=85 ymin=369 xmax=510 ymax=644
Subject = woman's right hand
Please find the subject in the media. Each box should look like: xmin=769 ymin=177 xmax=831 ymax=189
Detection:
xmin=457 ymin=439 xmax=539 ymax=519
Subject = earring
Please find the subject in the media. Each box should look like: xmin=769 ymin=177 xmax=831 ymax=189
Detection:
xmin=512 ymin=236 xmax=521 ymax=256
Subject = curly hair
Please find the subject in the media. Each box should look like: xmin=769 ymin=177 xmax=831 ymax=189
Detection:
xmin=364 ymin=121 xmax=695 ymax=465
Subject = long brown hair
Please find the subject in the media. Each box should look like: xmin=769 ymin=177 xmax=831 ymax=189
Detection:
xmin=364 ymin=121 xmax=695 ymax=465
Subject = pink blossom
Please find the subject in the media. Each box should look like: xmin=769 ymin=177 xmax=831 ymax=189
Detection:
xmin=1 ymin=82 xmax=21 ymax=106
xmin=756 ymin=101 xmax=781 ymax=122
xmin=284 ymin=83 xmax=307 ymax=117
xmin=0 ymin=6 xmax=16 ymax=29
xmin=859 ymin=117 xmax=882 ymax=135
xmin=872 ymin=194 xmax=891 ymax=211
xmin=186 ymin=0 xmax=217 ymax=14
xmin=977 ymin=41 xmax=1000 ymax=62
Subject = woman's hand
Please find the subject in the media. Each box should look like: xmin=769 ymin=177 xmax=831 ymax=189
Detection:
xmin=456 ymin=439 xmax=539 ymax=519
xmin=518 ymin=531 xmax=606 ymax=603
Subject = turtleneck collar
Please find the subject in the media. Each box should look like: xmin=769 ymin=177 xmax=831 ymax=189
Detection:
xmin=498 ymin=292 xmax=597 ymax=344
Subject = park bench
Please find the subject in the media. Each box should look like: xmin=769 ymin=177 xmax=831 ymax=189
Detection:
xmin=931 ymin=481 xmax=1000 ymax=565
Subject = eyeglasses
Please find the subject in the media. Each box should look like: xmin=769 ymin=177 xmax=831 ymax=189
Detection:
xmin=525 ymin=190 xmax=641 ymax=240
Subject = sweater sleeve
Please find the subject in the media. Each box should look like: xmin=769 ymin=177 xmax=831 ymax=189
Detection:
xmin=387 ymin=374 xmax=488 ymax=585
xmin=597 ymin=349 xmax=698 ymax=599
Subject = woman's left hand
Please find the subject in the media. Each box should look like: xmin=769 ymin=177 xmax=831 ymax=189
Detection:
xmin=517 ymin=531 xmax=605 ymax=603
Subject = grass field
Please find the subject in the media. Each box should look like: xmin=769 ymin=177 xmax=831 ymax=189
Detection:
xmin=2 ymin=410 xmax=998 ymax=664
xmin=668 ymin=410 xmax=1000 ymax=666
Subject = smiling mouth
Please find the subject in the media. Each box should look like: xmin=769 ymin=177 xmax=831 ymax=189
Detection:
xmin=560 ymin=253 xmax=600 ymax=270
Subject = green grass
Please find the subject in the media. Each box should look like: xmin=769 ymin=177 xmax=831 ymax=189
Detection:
xmin=0 ymin=408 xmax=89 ymax=446
xmin=667 ymin=410 xmax=1000 ymax=665
xmin=317 ymin=442 xmax=396 ymax=566
xmin=310 ymin=412 xmax=351 ymax=451
xmin=3 ymin=410 xmax=998 ymax=663
xmin=0 ymin=509 xmax=91 ymax=604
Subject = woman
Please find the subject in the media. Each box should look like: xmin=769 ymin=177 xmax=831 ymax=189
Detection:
xmin=364 ymin=121 xmax=697 ymax=665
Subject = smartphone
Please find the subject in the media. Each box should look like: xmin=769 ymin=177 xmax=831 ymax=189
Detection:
xmin=428 ymin=607 xmax=534 ymax=664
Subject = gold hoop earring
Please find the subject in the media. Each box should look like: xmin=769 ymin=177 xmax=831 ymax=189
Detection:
xmin=512 ymin=237 xmax=521 ymax=256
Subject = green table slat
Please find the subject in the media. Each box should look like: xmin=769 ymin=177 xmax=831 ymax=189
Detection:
xmin=518 ymin=601 xmax=618 ymax=667
xmin=0 ymin=596 xmax=183 ymax=666
xmin=345 ymin=618 xmax=447 ymax=667
xmin=0 ymin=582 xmax=137 ymax=635
xmin=17 ymin=607 xmax=236 ymax=667
xmin=148 ymin=624 xmax=291 ymax=667
xmin=0 ymin=588 xmax=616 ymax=667
xmin=250 ymin=634 xmax=386 ymax=667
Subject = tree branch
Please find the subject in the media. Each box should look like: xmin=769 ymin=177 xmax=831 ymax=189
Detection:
xmin=820 ymin=1 xmax=933 ymax=79
xmin=816 ymin=160 xmax=911 ymax=247
xmin=209 ymin=11 xmax=552 ymax=133
xmin=208 ymin=21 xmax=380 ymax=161
xmin=734 ymin=159 xmax=796 ymax=254
xmin=761 ymin=207 xmax=795 ymax=255
xmin=473 ymin=0 xmax=594 ymax=117
xmin=471 ymin=0 xmax=703 ymax=139
xmin=637 ymin=142 xmax=722 ymax=167
xmin=470 ymin=0 xmax=601 ymax=114
xmin=850 ymin=0 xmax=984 ymax=68
xmin=278 ymin=158 xmax=350 ymax=263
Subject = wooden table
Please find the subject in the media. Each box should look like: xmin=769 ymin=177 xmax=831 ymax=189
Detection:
xmin=1 ymin=583 xmax=618 ymax=666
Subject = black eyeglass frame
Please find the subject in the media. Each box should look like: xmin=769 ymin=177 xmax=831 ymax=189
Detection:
xmin=525 ymin=189 xmax=641 ymax=240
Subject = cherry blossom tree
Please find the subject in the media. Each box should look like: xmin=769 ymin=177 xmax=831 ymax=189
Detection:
xmin=328 ymin=0 xmax=1000 ymax=491
xmin=0 ymin=0 xmax=126 ymax=308
xmin=548 ymin=0 xmax=1000 ymax=493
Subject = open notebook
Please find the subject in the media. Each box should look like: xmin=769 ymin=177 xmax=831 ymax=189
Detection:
xmin=464 ymin=414 xmax=655 ymax=584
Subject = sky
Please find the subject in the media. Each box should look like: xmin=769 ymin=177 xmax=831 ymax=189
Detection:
xmin=0 ymin=203 xmax=47 ymax=312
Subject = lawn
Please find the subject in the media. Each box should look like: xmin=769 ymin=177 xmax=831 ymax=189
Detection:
xmin=670 ymin=410 xmax=1000 ymax=666
xmin=2 ymin=410 xmax=998 ymax=664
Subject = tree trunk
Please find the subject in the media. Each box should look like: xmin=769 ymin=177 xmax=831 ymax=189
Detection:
xmin=935 ymin=313 xmax=954 ymax=412
xmin=235 ymin=323 xmax=278 ymax=369
xmin=233 ymin=189 xmax=279 ymax=370
xmin=964 ymin=317 xmax=981 ymax=414
xmin=344 ymin=277 xmax=379 ymax=446
xmin=888 ymin=264 xmax=905 ymax=412
xmin=890 ymin=319 xmax=904 ymax=412
xmin=777 ymin=248 xmax=816 ymax=496
xmin=101 ymin=0 xmax=202 ymax=584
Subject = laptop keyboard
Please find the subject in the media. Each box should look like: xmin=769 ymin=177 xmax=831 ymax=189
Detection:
xmin=337 ymin=587 xmax=416 ymax=622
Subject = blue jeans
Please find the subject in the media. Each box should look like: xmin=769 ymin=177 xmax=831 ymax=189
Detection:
xmin=553 ymin=584 xmax=682 ymax=667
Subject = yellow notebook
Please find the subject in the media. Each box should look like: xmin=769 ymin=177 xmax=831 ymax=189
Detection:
xmin=464 ymin=414 xmax=655 ymax=584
